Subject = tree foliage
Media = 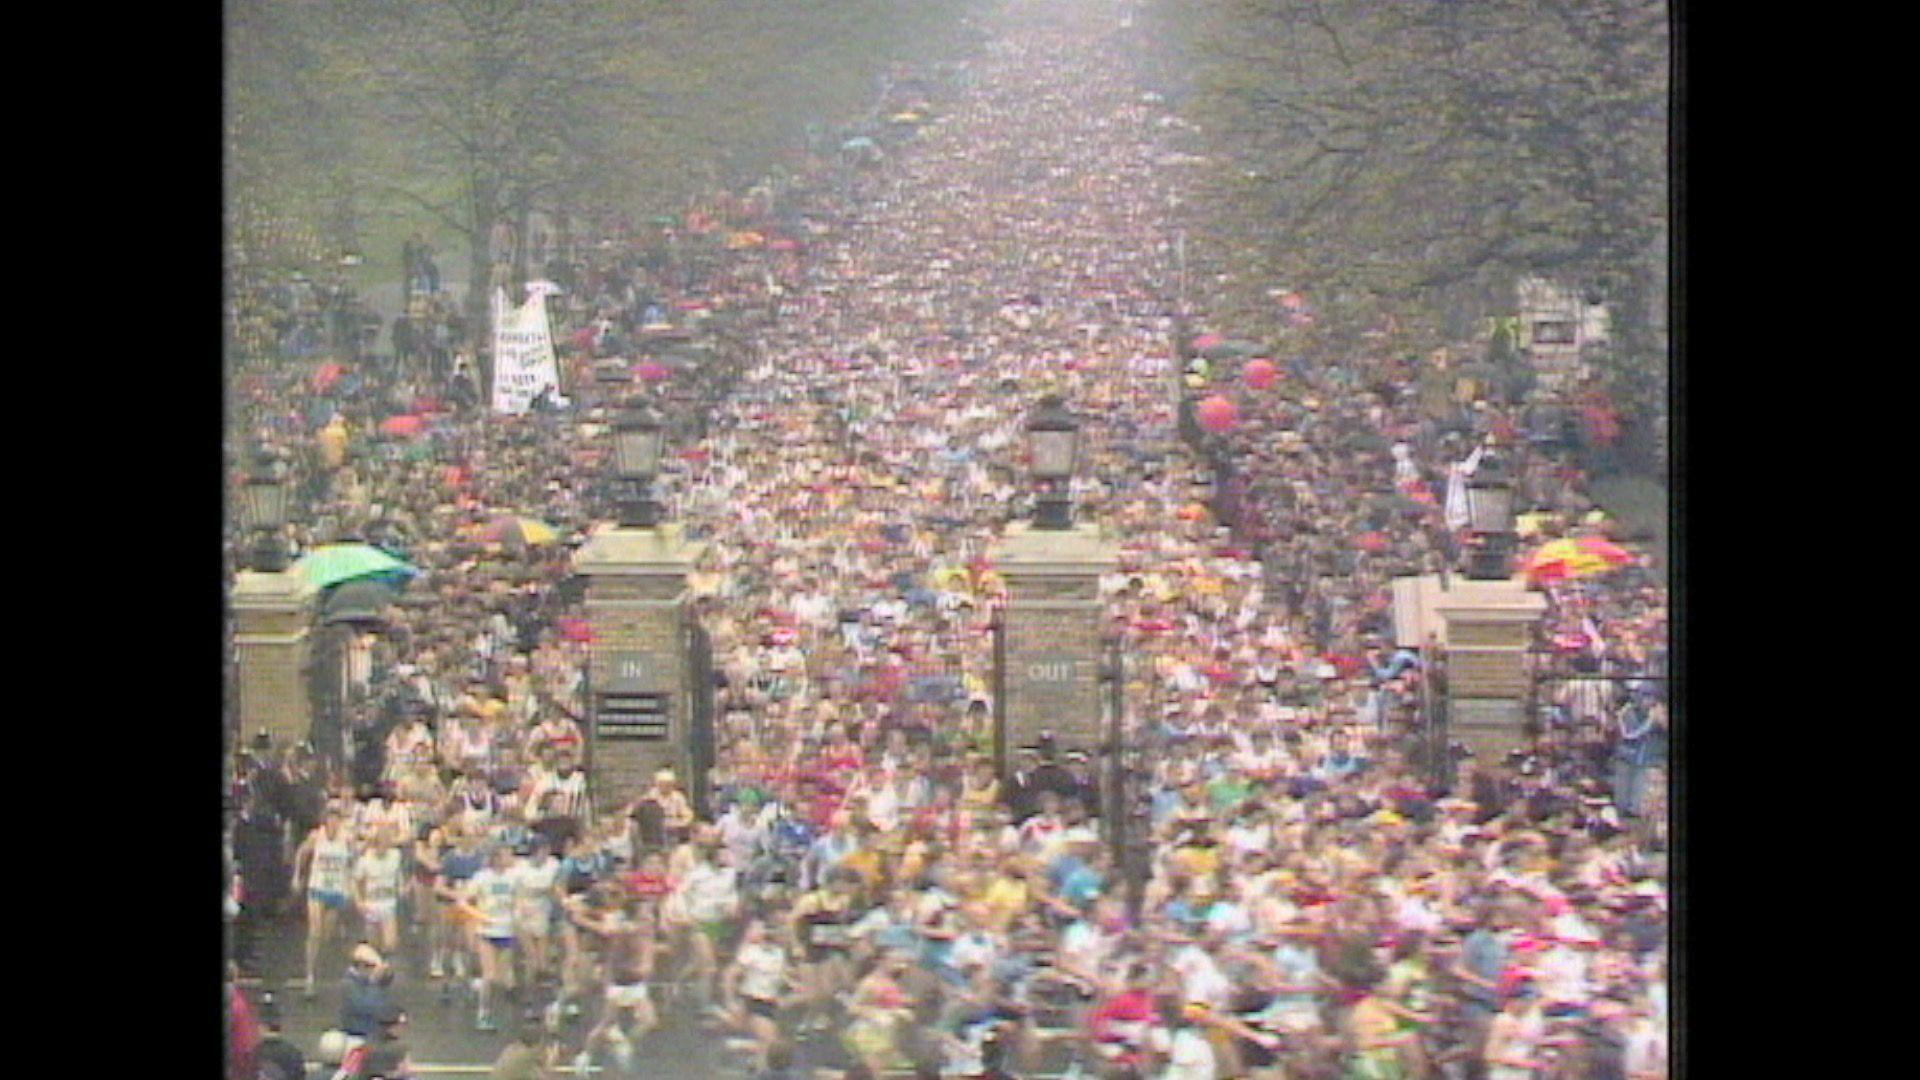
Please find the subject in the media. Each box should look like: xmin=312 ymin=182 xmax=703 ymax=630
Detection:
xmin=225 ymin=0 xmax=988 ymax=334
xmin=1154 ymin=0 xmax=1669 ymax=371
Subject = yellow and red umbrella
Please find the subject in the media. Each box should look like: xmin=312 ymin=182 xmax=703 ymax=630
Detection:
xmin=1523 ymin=536 xmax=1635 ymax=583
xmin=468 ymin=515 xmax=560 ymax=548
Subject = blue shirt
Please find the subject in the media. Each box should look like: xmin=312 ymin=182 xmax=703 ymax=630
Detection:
xmin=1461 ymin=929 xmax=1508 ymax=1008
xmin=1270 ymin=943 xmax=1323 ymax=1011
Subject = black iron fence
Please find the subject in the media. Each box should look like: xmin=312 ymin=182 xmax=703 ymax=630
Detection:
xmin=1416 ymin=645 xmax=1668 ymax=809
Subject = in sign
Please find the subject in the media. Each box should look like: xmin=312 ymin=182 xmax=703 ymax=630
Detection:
xmin=607 ymin=651 xmax=651 ymax=693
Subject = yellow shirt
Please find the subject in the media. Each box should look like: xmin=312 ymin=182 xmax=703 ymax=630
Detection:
xmin=979 ymin=876 xmax=1031 ymax=930
xmin=318 ymin=423 xmax=348 ymax=469
xmin=842 ymin=847 xmax=885 ymax=889
xmin=1173 ymin=845 xmax=1222 ymax=881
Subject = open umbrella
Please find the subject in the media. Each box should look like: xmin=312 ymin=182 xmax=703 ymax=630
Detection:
xmin=633 ymin=361 xmax=671 ymax=383
xmin=1523 ymin=537 xmax=1635 ymax=583
xmin=474 ymin=515 xmax=560 ymax=548
xmin=379 ymin=415 xmax=428 ymax=439
xmin=292 ymin=543 xmax=418 ymax=590
xmin=311 ymin=362 xmax=347 ymax=393
xmin=320 ymin=578 xmax=402 ymax=626
xmin=1196 ymin=396 xmax=1240 ymax=434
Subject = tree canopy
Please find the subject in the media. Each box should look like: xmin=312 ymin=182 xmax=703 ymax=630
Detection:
xmin=1150 ymin=0 xmax=1669 ymax=373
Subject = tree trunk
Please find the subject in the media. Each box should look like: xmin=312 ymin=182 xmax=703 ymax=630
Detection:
xmin=512 ymin=192 xmax=534 ymax=297
xmin=467 ymin=226 xmax=493 ymax=399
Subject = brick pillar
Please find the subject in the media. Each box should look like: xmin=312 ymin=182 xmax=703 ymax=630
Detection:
xmin=991 ymin=521 xmax=1118 ymax=777
xmin=574 ymin=523 xmax=706 ymax=818
xmin=232 ymin=569 xmax=318 ymax=751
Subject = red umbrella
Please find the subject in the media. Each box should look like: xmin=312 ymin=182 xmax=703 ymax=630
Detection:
xmin=311 ymin=362 xmax=347 ymax=393
xmin=1244 ymin=358 xmax=1279 ymax=389
xmin=768 ymin=237 xmax=801 ymax=252
xmin=379 ymin=414 xmax=427 ymax=439
xmin=634 ymin=361 xmax=671 ymax=383
xmin=1197 ymin=395 xmax=1240 ymax=433
xmin=1191 ymin=332 xmax=1225 ymax=352
xmin=1355 ymin=531 xmax=1389 ymax=553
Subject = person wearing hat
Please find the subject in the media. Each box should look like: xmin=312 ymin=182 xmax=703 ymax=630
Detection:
xmin=647 ymin=768 xmax=695 ymax=847
xmin=339 ymin=944 xmax=396 ymax=1040
xmin=358 ymin=1004 xmax=414 ymax=1080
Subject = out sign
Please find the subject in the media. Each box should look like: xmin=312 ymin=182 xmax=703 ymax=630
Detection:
xmin=1026 ymin=659 xmax=1077 ymax=682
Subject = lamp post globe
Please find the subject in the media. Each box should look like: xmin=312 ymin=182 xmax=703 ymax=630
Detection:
xmin=1465 ymin=450 xmax=1515 ymax=580
xmin=242 ymin=445 xmax=290 ymax=573
xmin=1026 ymin=395 xmax=1080 ymax=530
xmin=595 ymin=359 xmax=633 ymax=403
xmin=612 ymin=400 xmax=665 ymax=528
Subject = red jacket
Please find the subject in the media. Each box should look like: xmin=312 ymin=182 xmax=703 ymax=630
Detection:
xmin=229 ymin=985 xmax=260 ymax=1080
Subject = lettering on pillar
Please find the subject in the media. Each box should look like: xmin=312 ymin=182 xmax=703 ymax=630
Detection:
xmin=605 ymin=651 xmax=650 ymax=693
xmin=1006 ymin=607 xmax=1101 ymax=744
xmin=1026 ymin=659 xmax=1077 ymax=682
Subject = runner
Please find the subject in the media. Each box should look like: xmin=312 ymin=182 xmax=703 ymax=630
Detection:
xmin=462 ymin=843 xmax=520 ymax=1030
xmin=352 ymin=833 xmax=406 ymax=958
xmin=294 ymin=810 xmax=356 ymax=998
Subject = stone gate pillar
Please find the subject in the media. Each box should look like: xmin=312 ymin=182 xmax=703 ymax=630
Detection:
xmin=1431 ymin=578 xmax=1548 ymax=764
xmin=232 ymin=568 xmax=319 ymax=751
xmin=991 ymin=521 xmax=1118 ymax=776
xmin=574 ymin=522 xmax=707 ymax=818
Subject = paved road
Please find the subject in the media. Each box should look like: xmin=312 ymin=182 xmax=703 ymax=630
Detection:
xmin=244 ymin=911 xmax=732 ymax=1076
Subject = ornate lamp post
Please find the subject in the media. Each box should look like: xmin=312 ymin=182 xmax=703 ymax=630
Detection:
xmin=1026 ymin=394 xmax=1081 ymax=531
xmin=232 ymin=442 xmax=316 ymax=752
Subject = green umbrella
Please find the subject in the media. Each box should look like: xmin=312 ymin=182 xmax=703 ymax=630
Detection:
xmin=292 ymin=543 xmax=418 ymax=590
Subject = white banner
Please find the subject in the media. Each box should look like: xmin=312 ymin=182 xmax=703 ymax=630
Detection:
xmin=491 ymin=287 xmax=562 ymax=414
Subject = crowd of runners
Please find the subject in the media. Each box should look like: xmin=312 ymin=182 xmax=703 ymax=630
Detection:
xmin=226 ymin=2 xmax=1668 ymax=1078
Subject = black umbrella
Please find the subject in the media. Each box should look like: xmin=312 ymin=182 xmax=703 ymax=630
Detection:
xmin=320 ymin=579 xmax=401 ymax=626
